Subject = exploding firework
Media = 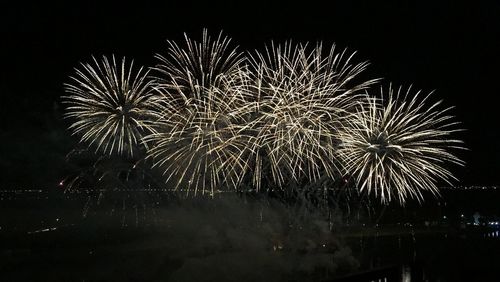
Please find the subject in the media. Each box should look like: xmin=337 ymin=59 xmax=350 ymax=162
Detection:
xmin=338 ymin=85 xmax=464 ymax=204
xmin=145 ymin=31 xmax=250 ymax=195
xmin=236 ymin=42 xmax=377 ymax=191
xmin=63 ymin=55 xmax=156 ymax=156
xmin=62 ymin=31 xmax=465 ymax=205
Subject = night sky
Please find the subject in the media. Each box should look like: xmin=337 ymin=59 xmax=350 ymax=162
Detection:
xmin=1 ymin=1 xmax=499 ymax=187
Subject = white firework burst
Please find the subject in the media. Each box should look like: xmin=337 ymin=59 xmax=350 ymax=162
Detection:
xmin=237 ymin=42 xmax=377 ymax=190
xmin=145 ymin=30 xmax=249 ymax=195
xmin=61 ymin=30 xmax=467 ymax=205
xmin=339 ymin=85 xmax=464 ymax=204
xmin=63 ymin=55 xmax=156 ymax=156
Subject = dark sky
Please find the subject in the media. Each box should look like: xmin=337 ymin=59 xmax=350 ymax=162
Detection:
xmin=1 ymin=1 xmax=499 ymax=187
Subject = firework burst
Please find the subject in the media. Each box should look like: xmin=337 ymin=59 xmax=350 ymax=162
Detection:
xmin=63 ymin=55 xmax=156 ymax=156
xmin=62 ymin=31 xmax=466 ymax=205
xmin=145 ymin=31 xmax=250 ymax=195
xmin=339 ymin=85 xmax=464 ymax=204
xmin=237 ymin=42 xmax=377 ymax=191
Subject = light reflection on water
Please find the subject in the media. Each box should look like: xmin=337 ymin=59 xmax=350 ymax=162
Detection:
xmin=401 ymin=265 xmax=412 ymax=282
xmin=348 ymin=229 xmax=500 ymax=281
xmin=484 ymin=230 xmax=500 ymax=238
xmin=2 ymin=190 xmax=500 ymax=281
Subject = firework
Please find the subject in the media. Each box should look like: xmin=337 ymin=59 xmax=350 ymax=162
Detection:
xmin=237 ymin=42 xmax=377 ymax=191
xmin=339 ymin=85 xmax=464 ymax=204
xmin=62 ymin=31 xmax=465 ymax=205
xmin=145 ymin=30 xmax=249 ymax=195
xmin=63 ymin=55 xmax=156 ymax=156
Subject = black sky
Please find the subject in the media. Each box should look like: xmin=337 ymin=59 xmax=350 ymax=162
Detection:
xmin=1 ymin=1 xmax=499 ymax=187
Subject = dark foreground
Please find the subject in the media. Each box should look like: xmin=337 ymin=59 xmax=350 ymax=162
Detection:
xmin=1 ymin=190 xmax=500 ymax=281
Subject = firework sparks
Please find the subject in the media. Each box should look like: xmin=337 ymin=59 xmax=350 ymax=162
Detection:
xmin=237 ymin=42 xmax=377 ymax=191
xmin=339 ymin=85 xmax=464 ymax=204
xmin=63 ymin=55 xmax=156 ymax=156
xmin=153 ymin=29 xmax=244 ymax=97
xmin=145 ymin=30 xmax=249 ymax=195
xmin=62 ymin=31 xmax=465 ymax=204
